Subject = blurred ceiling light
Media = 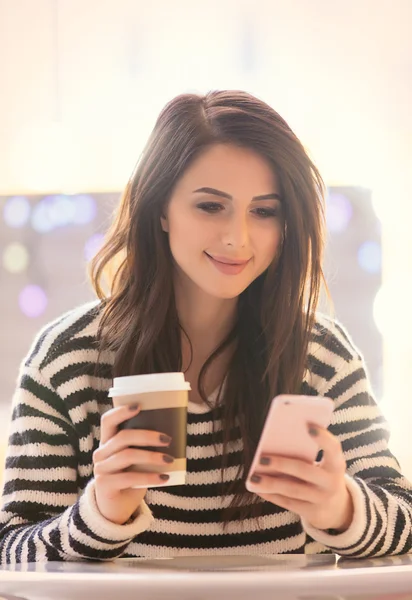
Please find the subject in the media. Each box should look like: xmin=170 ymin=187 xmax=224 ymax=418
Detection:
xmin=3 ymin=196 xmax=31 ymax=228
xmin=10 ymin=122 xmax=76 ymax=192
xmin=371 ymin=181 xmax=411 ymax=225
xmin=2 ymin=243 xmax=30 ymax=274
xmin=18 ymin=284 xmax=48 ymax=318
xmin=373 ymin=284 xmax=412 ymax=345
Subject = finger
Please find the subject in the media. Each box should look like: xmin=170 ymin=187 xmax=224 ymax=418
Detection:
xmin=247 ymin=473 xmax=320 ymax=503
xmin=100 ymin=405 xmax=141 ymax=445
xmin=94 ymin=428 xmax=172 ymax=463
xmin=94 ymin=447 xmax=175 ymax=475
xmin=96 ymin=470 xmax=171 ymax=492
xmin=308 ymin=425 xmax=346 ymax=473
xmin=256 ymin=454 xmax=329 ymax=487
xmin=257 ymin=492 xmax=310 ymax=514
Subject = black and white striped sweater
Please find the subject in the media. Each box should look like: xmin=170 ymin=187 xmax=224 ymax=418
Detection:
xmin=1 ymin=301 xmax=411 ymax=564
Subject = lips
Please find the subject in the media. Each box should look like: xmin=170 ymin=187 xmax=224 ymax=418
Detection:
xmin=205 ymin=253 xmax=250 ymax=266
xmin=204 ymin=252 xmax=251 ymax=275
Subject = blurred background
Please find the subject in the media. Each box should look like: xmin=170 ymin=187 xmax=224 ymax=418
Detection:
xmin=0 ymin=0 xmax=411 ymax=477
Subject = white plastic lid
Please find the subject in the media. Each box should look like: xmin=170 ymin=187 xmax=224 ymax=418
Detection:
xmin=108 ymin=372 xmax=191 ymax=396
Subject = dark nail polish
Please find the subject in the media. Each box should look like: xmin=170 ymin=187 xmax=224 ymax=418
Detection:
xmin=260 ymin=456 xmax=270 ymax=466
xmin=159 ymin=474 xmax=170 ymax=481
xmin=250 ymin=474 xmax=261 ymax=483
xmin=162 ymin=454 xmax=174 ymax=464
xmin=159 ymin=434 xmax=172 ymax=444
xmin=309 ymin=426 xmax=319 ymax=437
xmin=128 ymin=404 xmax=139 ymax=411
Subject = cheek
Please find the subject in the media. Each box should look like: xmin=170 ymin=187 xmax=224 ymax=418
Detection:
xmin=254 ymin=224 xmax=283 ymax=262
xmin=172 ymin=212 xmax=214 ymax=242
xmin=168 ymin=214 xmax=212 ymax=257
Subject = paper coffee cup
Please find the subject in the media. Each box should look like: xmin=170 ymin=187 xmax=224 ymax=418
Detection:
xmin=108 ymin=373 xmax=191 ymax=487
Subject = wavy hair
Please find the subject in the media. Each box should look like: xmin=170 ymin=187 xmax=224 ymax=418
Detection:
xmin=90 ymin=90 xmax=327 ymax=520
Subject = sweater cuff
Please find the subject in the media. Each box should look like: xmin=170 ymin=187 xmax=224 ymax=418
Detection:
xmin=302 ymin=475 xmax=368 ymax=550
xmin=79 ymin=480 xmax=154 ymax=541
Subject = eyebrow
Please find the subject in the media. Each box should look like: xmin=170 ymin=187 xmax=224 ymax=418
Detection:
xmin=193 ymin=187 xmax=282 ymax=202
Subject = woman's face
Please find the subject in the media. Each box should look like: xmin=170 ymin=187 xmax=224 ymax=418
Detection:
xmin=161 ymin=144 xmax=284 ymax=300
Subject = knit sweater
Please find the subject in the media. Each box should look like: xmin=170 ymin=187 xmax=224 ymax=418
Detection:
xmin=0 ymin=301 xmax=411 ymax=564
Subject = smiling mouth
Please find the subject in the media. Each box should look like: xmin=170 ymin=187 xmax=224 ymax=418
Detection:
xmin=205 ymin=253 xmax=251 ymax=266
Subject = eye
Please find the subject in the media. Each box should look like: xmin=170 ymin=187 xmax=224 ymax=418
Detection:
xmin=251 ymin=207 xmax=281 ymax=219
xmin=196 ymin=202 xmax=224 ymax=214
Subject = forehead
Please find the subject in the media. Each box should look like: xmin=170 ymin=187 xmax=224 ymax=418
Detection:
xmin=174 ymin=144 xmax=279 ymax=195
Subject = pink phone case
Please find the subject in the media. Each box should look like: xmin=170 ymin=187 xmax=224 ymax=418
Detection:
xmin=246 ymin=394 xmax=334 ymax=490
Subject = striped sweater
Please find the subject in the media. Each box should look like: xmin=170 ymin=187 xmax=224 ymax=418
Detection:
xmin=0 ymin=301 xmax=411 ymax=564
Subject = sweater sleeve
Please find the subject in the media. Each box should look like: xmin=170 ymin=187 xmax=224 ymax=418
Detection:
xmin=302 ymin=353 xmax=412 ymax=558
xmin=0 ymin=365 xmax=153 ymax=564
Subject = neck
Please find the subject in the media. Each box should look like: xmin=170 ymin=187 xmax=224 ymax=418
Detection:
xmin=174 ymin=275 xmax=237 ymax=364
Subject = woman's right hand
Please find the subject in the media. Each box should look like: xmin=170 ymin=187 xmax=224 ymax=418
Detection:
xmin=93 ymin=405 xmax=173 ymax=525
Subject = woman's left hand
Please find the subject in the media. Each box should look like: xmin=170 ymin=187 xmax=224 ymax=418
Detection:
xmin=247 ymin=426 xmax=354 ymax=532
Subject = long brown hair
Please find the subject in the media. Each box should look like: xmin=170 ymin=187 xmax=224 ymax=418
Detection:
xmin=90 ymin=90 xmax=326 ymax=519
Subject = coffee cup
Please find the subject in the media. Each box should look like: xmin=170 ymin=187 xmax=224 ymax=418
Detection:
xmin=108 ymin=372 xmax=190 ymax=487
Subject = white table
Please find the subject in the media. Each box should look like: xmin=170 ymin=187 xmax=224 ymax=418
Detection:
xmin=2 ymin=554 xmax=412 ymax=600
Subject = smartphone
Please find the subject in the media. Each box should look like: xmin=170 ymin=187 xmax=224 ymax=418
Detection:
xmin=246 ymin=394 xmax=334 ymax=491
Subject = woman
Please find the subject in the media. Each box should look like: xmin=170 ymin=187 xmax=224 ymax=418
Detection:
xmin=0 ymin=90 xmax=411 ymax=564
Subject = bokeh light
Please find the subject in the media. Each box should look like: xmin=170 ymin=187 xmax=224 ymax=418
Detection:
xmin=30 ymin=195 xmax=98 ymax=232
xmin=2 ymin=243 xmax=30 ymax=274
xmin=3 ymin=196 xmax=31 ymax=228
xmin=357 ymin=241 xmax=382 ymax=274
xmin=72 ymin=195 xmax=97 ymax=225
xmin=45 ymin=195 xmax=77 ymax=227
xmin=84 ymin=233 xmax=105 ymax=262
xmin=18 ymin=285 xmax=48 ymax=318
xmin=31 ymin=199 xmax=55 ymax=233
xmin=325 ymin=192 xmax=353 ymax=233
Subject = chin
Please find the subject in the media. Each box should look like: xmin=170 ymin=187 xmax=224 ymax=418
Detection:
xmin=201 ymin=283 xmax=252 ymax=300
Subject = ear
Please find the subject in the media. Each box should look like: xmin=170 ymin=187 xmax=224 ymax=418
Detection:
xmin=160 ymin=213 xmax=169 ymax=233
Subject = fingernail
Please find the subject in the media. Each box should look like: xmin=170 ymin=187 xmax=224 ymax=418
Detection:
xmin=309 ymin=426 xmax=319 ymax=437
xmin=250 ymin=474 xmax=261 ymax=483
xmin=159 ymin=474 xmax=170 ymax=481
xmin=159 ymin=434 xmax=172 ymax=444
xmin=128 ymin=404 xmax=139 ymax=411
xmin=162 ymin=454 xmax=174 ymax=464
xmin=260 ymin=456 xmax=271 ymax=466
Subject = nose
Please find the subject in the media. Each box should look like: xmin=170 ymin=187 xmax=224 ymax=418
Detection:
xmin=221 ymin=211 xmax=249 ymax=249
